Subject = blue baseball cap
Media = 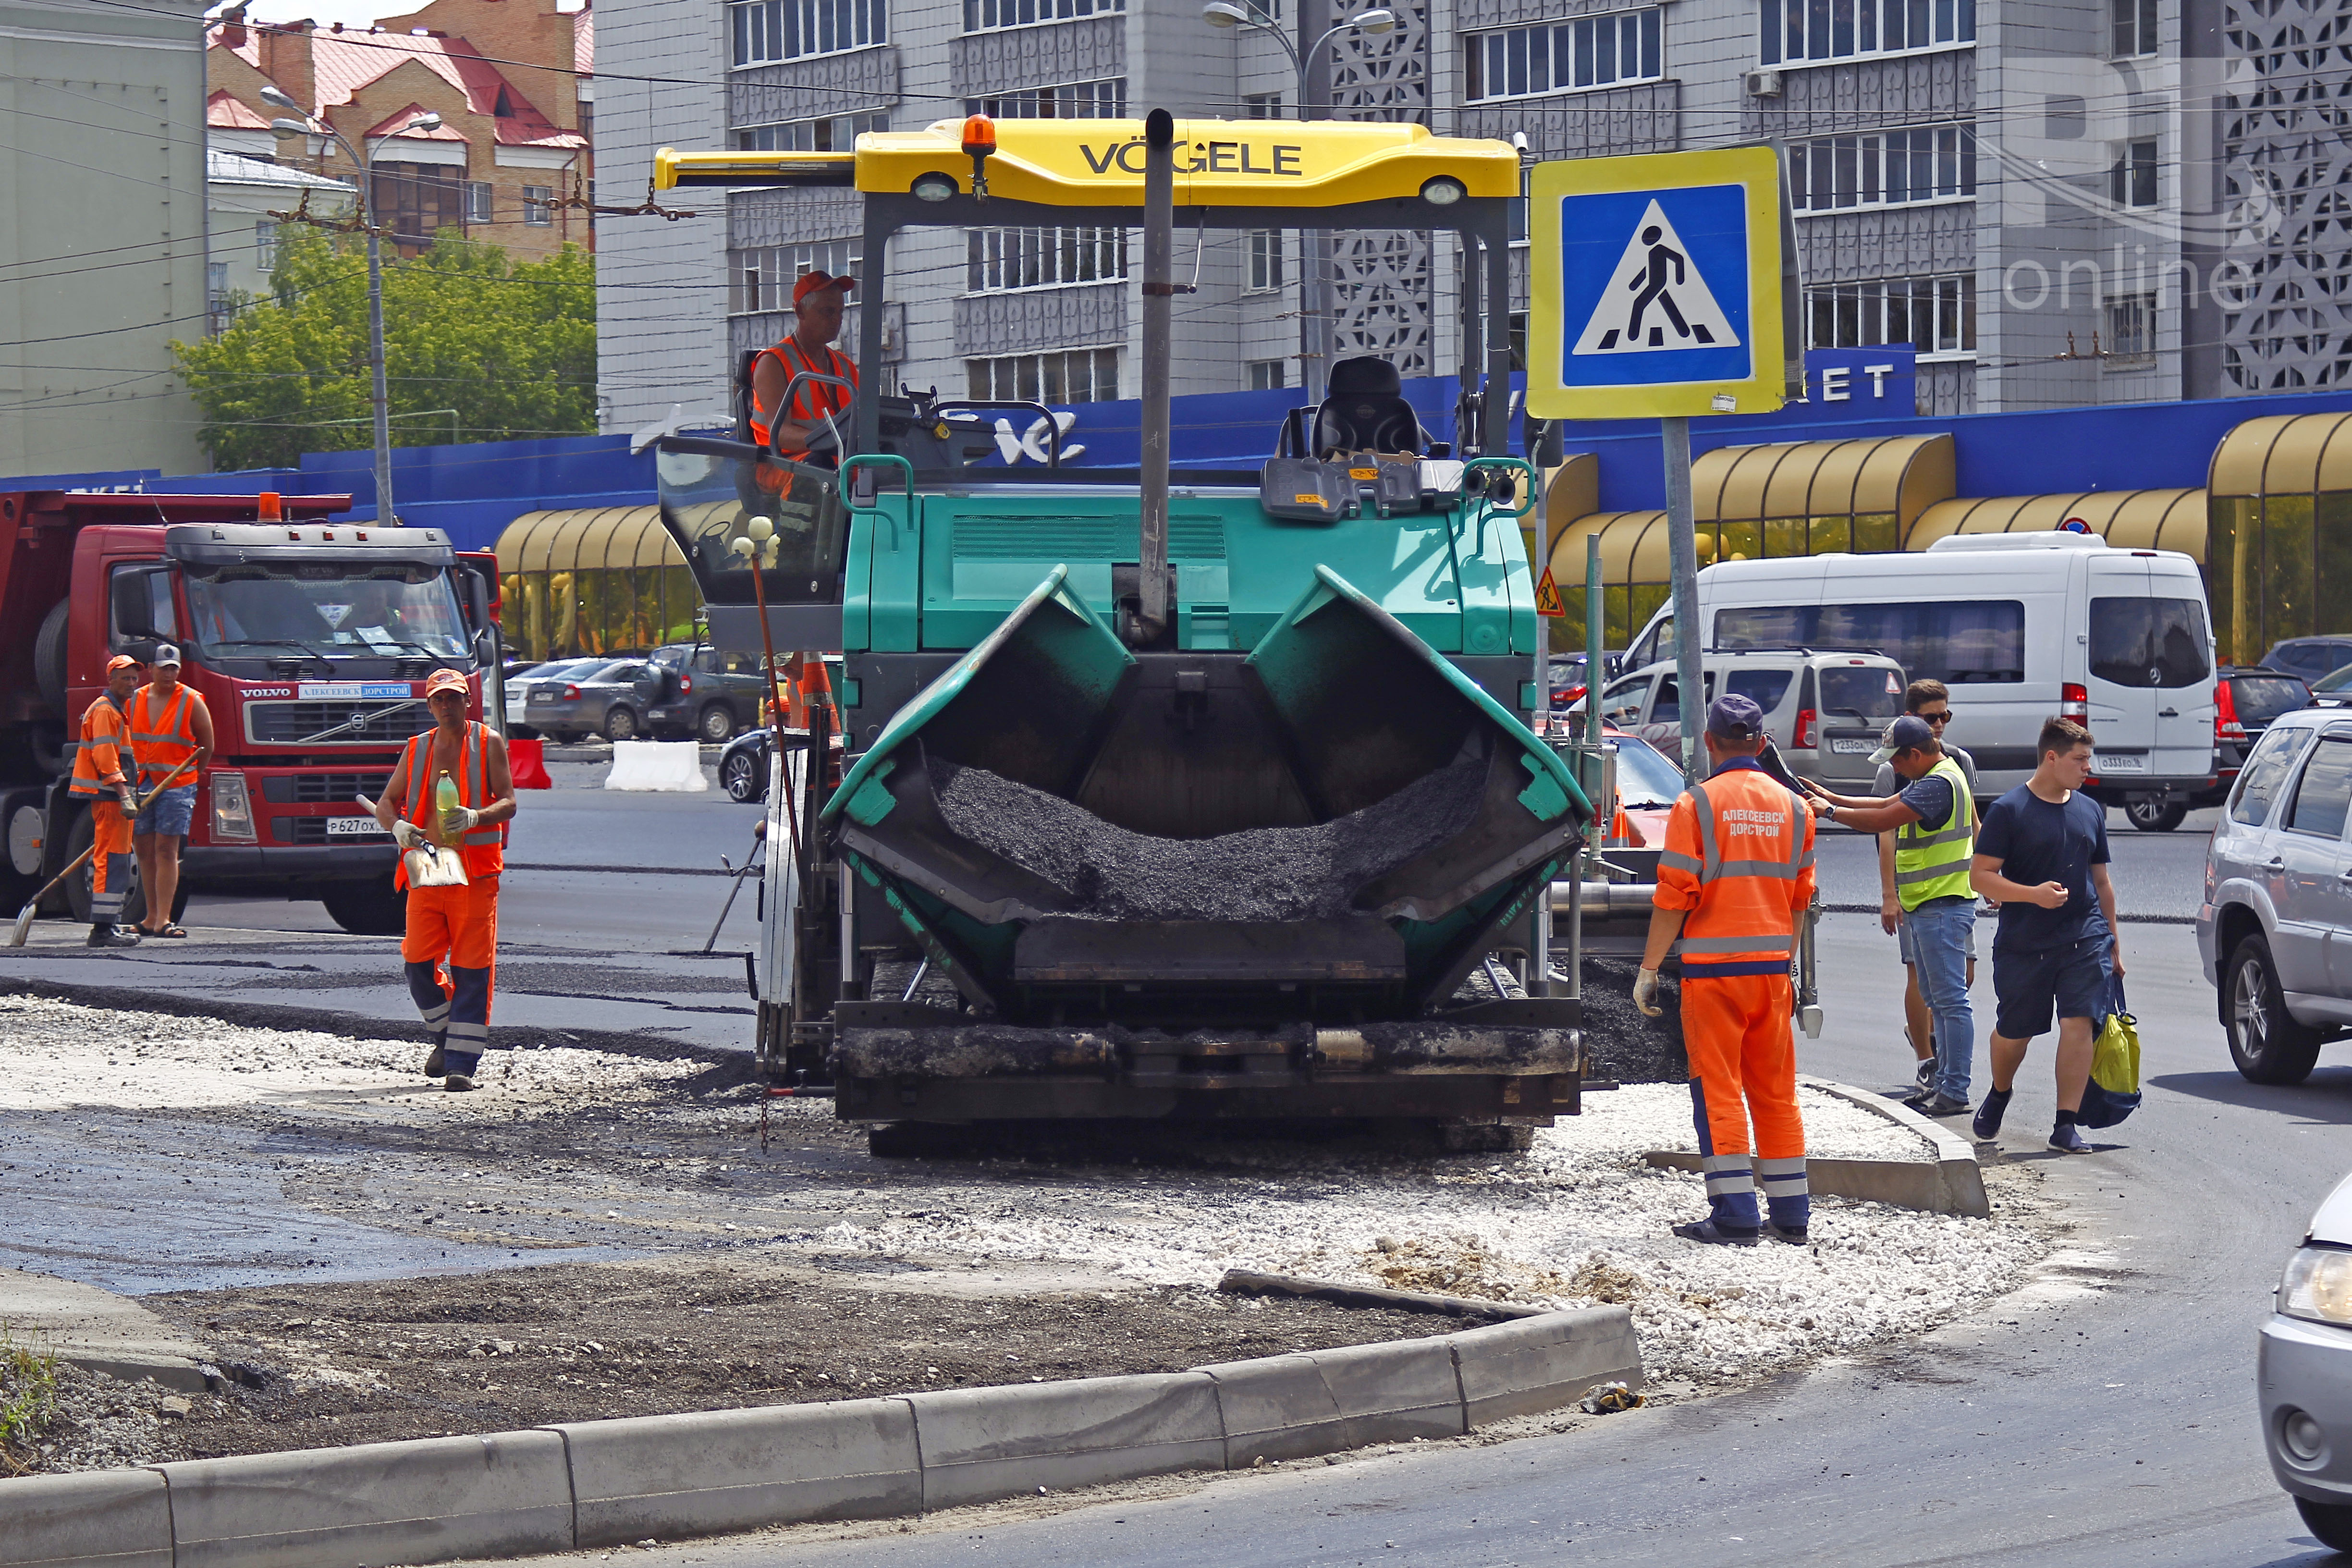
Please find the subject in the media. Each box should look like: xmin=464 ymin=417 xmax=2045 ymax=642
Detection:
xmin=1870 ymin=713 xmax=1938 ymax=763
xmin=1706 ymin=693 xmax=1764 ymax=741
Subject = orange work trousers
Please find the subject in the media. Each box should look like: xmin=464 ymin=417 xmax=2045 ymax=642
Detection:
xmin=88 ymin=799 xmax=135 ymax=924
xmin=401 ymin=877 xmax=499 ymax=1058
xmin=1681 ymin=970 xmax=1805 ymax=1161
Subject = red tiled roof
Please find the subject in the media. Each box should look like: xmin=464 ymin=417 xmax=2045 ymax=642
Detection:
xmin=208 ymin=20 xmax=584 ymax=150
xmin=363 ymin=100 xmax=471 ymax=140
xmin=206 ymin=88 xmax=272 ymax=130
xmin=573 ymin=6 xmax=592 ymax=76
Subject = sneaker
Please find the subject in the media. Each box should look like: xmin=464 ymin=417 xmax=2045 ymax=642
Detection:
xmin=1672 ymin=1218 xmax=1760 ymax=1247
xmin=1907 ymin=1092 xmax=1972 ymax=1118
xmin=1914 ymin=1057 xmax=1937 ymax=1093
xmin=2048 ymin=1122 xmax=2091 ymax=1154
xmin=1764 ymin=1219 xmax=1810 ymax=1246
xmin=444 ymin=1073 xmax=476 ymax=1093
xmin=422 ymin=1043 xmax=446 ymax=1078
xmin=85 ymin=924 xmax=140 ymax=947
xmin=1972 ymin=1088 xmax=2012 ymax=1142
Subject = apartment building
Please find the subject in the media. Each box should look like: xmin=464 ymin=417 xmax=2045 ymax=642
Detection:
xmin=594 ymin=0 xmax=2352 ymax=435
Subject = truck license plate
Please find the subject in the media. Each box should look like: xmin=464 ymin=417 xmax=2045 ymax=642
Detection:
xmin=325 ymin=816 xmax=381 ymax=837
xmin=1829 ymin=738 xmax=1873 ymax=754
xmin=2096 ymin=753 xmax=2147 ymax=772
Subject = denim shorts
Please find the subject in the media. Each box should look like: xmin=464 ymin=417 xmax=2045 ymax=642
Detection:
xmin=1899 ymin=898 xmax=1977 ymax=964
xmin=1993 ymin=934 xmax=2112 ymax=1041
xmin=134 ymin=783 xmax=196 ymax=838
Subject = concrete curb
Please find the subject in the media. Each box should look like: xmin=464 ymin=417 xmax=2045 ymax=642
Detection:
xmin=0 ymin=1306 xmax=1640 ymax=1568
xmin=1641 ymin=1076 xmax=1991 ymax=1219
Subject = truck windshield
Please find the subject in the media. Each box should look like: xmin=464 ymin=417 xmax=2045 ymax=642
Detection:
xmin=182 ymin=564 xmax=470 ymax=662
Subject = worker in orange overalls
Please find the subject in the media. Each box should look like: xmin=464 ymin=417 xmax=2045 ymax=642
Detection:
xmin=368 ymin=668 xmax=516 ymax=1092
xmin=748 ymin=271 xmax=858 ymax=470
xmin=1635 ymin=693 xmax=1820 ymax=1246
xmin=71 ymin=655 xmax=145 ymax=947
xmin=126 ymin=645 xmax=213 ymax=938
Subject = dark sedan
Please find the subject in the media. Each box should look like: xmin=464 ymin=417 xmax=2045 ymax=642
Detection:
xmin=523 ymin=659 xmax=670 ymax=742
xmin=719 ymin=727 xmax=771 ymax=802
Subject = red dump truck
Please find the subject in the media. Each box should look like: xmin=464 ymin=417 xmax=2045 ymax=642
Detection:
xmin=0 ymin=490 xmax=503 ymax=933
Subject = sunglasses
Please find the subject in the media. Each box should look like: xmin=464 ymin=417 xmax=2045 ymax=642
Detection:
xmin=1918 ymin=711 xmax=1953 ymax=724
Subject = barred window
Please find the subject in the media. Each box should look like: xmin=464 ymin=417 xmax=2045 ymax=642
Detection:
xmin=1759 ymin=0 xmax=1974 ymax=65
xmin=968 ymin=348 xmax=1121 ymax=404
xmin=736 ymin=112 xmax=888 ymax=152
xmin=2107 ymin=292 xmax=2156 ymax=357
xmin=1246 ymin=230 xmax=1285 ymax=292
xmin=1805 ymin=274 xmax=1976 ymax=355
xmin=1463 ymin=9 xmax=1662 ymax=101
xmin=731 ymin=239 xmax=861 ymax=315
xmin=1787 ymin=124 xmax=1975 ymax=212
xmin=963 ymin=0 xmax=1121 ymax=30
xmin=730 ymin=0 xmax=886 ymax=65
xmin=966 ymin=78 xmax=1125 ymax=119
xmin=967 ymin=227 xmax=1127 ymax=292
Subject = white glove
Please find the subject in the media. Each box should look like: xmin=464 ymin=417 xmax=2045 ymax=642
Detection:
xmin=391 ymin=819 xmax=426 ymax=851
xmin=1633 ymin=967 xmax=1664 ymax=1017
xmin=441 ymin=805 xmax=480 ymax=834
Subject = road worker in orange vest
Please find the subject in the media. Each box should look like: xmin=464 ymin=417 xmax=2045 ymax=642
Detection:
xmin=127 ymin=645 xmax=213 ymax=938
xmin=748 ymin=271 xmax=859 ymax=470
xmin=368 ymin=668 xmax=517 ymax=1092
xmin=1635 ymin=692 xmax=1820 ymax=1246
xmin=71 ymin=655 xmax=145 ymax=946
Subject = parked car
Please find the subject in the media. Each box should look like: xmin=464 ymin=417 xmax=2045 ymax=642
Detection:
xmin=647 ymin=642 xmax=770 ymax=743
xmin=2311 ymin=665 xmax=2352 ymax=707
xmin=719 ymin=726 xmax=771 ymax=803
xmin=1595 ymin=647 xmax=1907 ymax=792
xmin=1544 ymin=650 xmax=1626 ymax=711
xmin=2258 ymin=1169 xmax=2352 ymax=1552
xmin=503 ymin=657 xmax=609 ymax=738
xmin=2166 ymin=667 xmax=2316 ymax=830
xmin=2199 ymin=705 xmax=2352 ymax=1084
xmin=523 ymin=659 xmax=670 ymax=742
xmin=2266 ymin=638 xmax=2352 ymax=685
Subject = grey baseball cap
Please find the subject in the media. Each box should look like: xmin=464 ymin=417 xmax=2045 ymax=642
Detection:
xmin=151 ymin=643 xmax=182 ymax=668
xmin=1870 ymin=713 xmax=1937 ymax=763
xmin=1706 ymin=693 xmax=1764 ymax=740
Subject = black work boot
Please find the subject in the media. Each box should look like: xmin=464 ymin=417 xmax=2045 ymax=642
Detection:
xmin=86 ymin=924 xmax=141 ymax=947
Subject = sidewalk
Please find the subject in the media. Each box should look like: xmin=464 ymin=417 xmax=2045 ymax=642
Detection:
xmin=0 ymin=1267 xmax=210 ymax=1391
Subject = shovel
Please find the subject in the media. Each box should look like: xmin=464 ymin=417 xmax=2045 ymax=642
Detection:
xmin=7 ymin=755 xmax=198 ymax=947
xmin=355 ymin=795 xmax=470 ymax=889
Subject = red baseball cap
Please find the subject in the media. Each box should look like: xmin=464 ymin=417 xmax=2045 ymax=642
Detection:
xmin=106 ymin=654 xmax=141 ymax=675
xmin=792 ymin=270 xmax=856 ymax=308
xmin=423 ymin=668 xmax=469 ymax=698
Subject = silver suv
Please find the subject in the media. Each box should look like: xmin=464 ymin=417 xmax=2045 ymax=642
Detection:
xmin=2201 ymin=707 xmax=2352 ymax=1084
xmin=1594 ymin=647 xmax=1908 ymax=789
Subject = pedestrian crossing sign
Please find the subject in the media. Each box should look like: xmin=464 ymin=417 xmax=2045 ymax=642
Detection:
xmin=1527 ymin=147 xmax=1796 ymax=419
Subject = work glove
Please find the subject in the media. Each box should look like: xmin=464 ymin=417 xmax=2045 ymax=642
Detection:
xmin=391 ymin=820 xmax=426 ymax=852
xmin=1633 ymin=967 xmax=1663 ymax=1017
xmin=116 ymin=787 xmax=135 ymax=811
xmin=440 ymin=805 xmax=480 ymax=835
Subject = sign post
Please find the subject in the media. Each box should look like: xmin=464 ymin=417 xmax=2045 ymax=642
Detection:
xmin=1525 ymin=146 xmax=1797 ymax=781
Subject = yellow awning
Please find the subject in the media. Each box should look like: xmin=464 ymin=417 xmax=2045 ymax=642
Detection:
xmin=1697 ymin=433 xmax=1955 ymax=532
xmin=1534 ymin=453 xmax=1600 ymax=569
xmin=2209 ymin=411 xmax=2352 ymax=497
xmin=1549 ymin=510 xmax=1668 ymax=590
xmin=493 ymin=506 xmax=686 ymax=575
xmin=1907 ymin=489 xmax=2207 ymax=562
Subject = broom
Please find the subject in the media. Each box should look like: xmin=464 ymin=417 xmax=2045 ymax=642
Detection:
xmin=8 ymin=754 xmax=199 ymax=947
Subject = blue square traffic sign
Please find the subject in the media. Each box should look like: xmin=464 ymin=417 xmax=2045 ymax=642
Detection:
xmin=1555 ymin=184 xmax=1751 ymax=387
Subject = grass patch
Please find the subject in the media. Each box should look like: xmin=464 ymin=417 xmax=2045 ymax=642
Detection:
xmin=0 ymin=1328 xmax=60 ymax=1476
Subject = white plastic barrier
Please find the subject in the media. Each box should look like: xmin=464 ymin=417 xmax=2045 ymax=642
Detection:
xmin=603 ymin=741 xmax=709 ymax=793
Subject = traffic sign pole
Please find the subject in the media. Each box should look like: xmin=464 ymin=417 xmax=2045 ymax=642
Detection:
xmin=1664 ymin=414 xmax=1703 ymax=784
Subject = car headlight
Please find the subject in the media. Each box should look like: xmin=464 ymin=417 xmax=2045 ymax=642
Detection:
xmin=2281 ymin=1246 xmax=2352 ymax=1325
xmin=210 ymin=771 xmax=256 ymax=844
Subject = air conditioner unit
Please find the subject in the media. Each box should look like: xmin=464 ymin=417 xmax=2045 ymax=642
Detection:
xmin=1745 ymin=68 xmax=1783 ymax=97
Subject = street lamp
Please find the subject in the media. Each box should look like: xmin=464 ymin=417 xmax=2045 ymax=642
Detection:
xmin=1201 ymin=4 xmax=1396 ymax=403
xmin=267 ymin=85 xmax=441 ymax=527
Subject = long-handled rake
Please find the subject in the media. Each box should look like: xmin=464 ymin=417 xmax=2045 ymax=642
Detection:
xmin=7 ymin=755 xmax=198 ymax=947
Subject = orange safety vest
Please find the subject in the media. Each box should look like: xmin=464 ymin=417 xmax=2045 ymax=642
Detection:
xmin=1654 ymin=760 xmax=1816 ymax=972
xmin=128 ymin=683 xmax=206 ymax=790
xmin=394 ymin=720 xmax=506 ymax=888
xmin=748 ymin=336 xmax=858 ymax=458
xmin=69 ymin=694 xmax=129 ymax=797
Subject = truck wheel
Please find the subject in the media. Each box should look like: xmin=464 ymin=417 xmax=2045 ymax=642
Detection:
xmin=321 ymin=880 xmax=407 ymax=936
xmin=34 ymin=600 xmax=69 ymax=715
xmin=2124 ymin=798 xmax=2188 ymax=833
xmin=2227 ymin=934 xmax=2322 ymax=1084
xmin=60 ymin=810 xmax=106 ymax=925
xmin=603 ymin=707 xmax=640 ymax=742
xmin=698 ymin=704 xmax=736 ymax=743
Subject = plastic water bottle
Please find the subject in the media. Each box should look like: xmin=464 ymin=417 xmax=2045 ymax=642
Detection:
xmin=434 ymin=772 xmax=460 ymax=843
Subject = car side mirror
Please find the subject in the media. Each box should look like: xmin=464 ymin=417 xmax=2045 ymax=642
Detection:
xmin=111 ymin=569 xmax=161 ymax=640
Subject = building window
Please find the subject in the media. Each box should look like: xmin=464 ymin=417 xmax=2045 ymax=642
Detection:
xmin=730 ymin=0 xmax=886 ymax=66
xmin=967 ymin=347 xmax=1120 ymax=404
xmin=2107 ymin=291 xmax=2156 ymax=357
xmin=373 ymin=163 xmax=465 ymax=247
xmin=466 ymin=181 xmax=493 ymax=223
xmin=1464 ymin=10 xmax=1662 ymax=101
xmin=524 ymin=185 xmax=555 ymax=226
xmin=2110 ymin=136 xmax=2157 ymax=208
xmin=736 ymin=111 xmax=888 ymax=152
xmin=1787 ymin=124 xmax=1976 ymax=212
xmin=1246 ymin=230 xmax=1285 ymax=292
xmin=1759 ymin=0 xmax=1975 ymax=66
xmin=207 ymin=260 xmax=231 ymax=334
xmin=966 ymin=77 xmax=1125 ymax=119
xmin=255 ymin=219 xmax=278 ymax=271
xmin=2111 ymin=0 xmax=2157 ymax=56
xmin=732 ymin=240 xmax=860 ymax=314
xmin=963 ymin=0 xmax=1121 ymax=30
xmin=1805 ymin=273 xmax=1977 ymax=355
xmin=966 ymin=227 xmax=1127 ymax=293
xmin=1247 ymin=358 xmax=1286 ymax=390
xmin=1244 ymin=91 xmax=1284 ymax=119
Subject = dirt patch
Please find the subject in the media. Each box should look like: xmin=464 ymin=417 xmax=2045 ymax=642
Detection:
xmin=133 ymin=1264 xmax=1458 ymax=1464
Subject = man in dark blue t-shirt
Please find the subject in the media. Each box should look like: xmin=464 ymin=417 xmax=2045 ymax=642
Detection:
xmin=1967 ymin=715 xmax=2124 ymax=1153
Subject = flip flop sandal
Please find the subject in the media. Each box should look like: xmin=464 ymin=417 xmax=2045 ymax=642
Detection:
xmin=154 ymin=924 xmax=188 ymax=938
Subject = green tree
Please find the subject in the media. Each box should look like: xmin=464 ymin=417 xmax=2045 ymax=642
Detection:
xmin=172 ymin=226 xmax=598 ymax=470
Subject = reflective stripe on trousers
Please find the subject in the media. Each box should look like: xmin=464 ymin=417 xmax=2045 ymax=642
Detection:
xmin=1684 ymin=970 xmax=1809 ymax=1232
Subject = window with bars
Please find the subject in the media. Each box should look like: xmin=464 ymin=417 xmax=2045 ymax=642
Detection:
xmin=1247 ymin=358 xmax=1286 ymax=390
xmin=1758 ymin=0 xmax=1974 ymax=65
xmin=731 ymin=239 xmax=861 ymax=315
xmin=2107 ymin=291 xmax=2156 ymax=356
xmin=1246 ymin=230 xmax=1285 ymax=292
xmin=730 ymin=0 xmax=886 ymax=65
xmin=968 ymin=347 xmax=1121 ymax=404
xmin=1463 ymin=10 xmax=1662 ymax=101
xmin=1787 ymin=124 xmax=1975 ymax=212
xmin=373 ymin=163 xmax=465 ymax=247
xmin=736 ymin=112 xmax=888 ymax=152
xmin=524 ymin=185 xmax=555 ymax=226
xmin=2111 ymin=0 xmax=2157 ymax=56
xmin=966 ymin=227 xmax=1127 ymax=292
xmin=2110 ymin=137 xmax=2157 ymax=208
xmin=965 ymin=77 xmax=1125 ymax=119
xmin=963 ymin=0 xmax=1121 ymax=29
xmin=1804 ymin=274 xmax=1977 ymax=355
